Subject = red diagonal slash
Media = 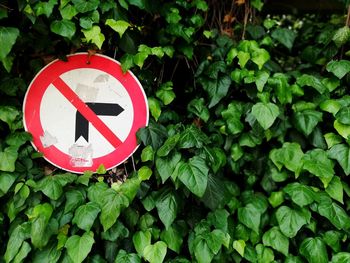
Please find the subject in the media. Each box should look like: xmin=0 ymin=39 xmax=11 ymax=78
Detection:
xmin=52 ymin=77 xmax=122 ymax=148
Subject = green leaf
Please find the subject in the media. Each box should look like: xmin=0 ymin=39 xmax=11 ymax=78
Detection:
xmin=251 ymin=0 xmax=264 ymax=11
xmin=128 ymin=0 xmax=146 ymax=9
xmin=36 ymin=176 xmax=63 ymax=200
xmin=331 ymin=252 xmax=350 ymax=263
xmin=193 ymin=238 xmax=214 ymax=263
xmin=187 ymin=98 xmax=210 ymax=122
xmin=82 ymin=25 xmax=105 ymax=49
xmin=115 ymin=250 xmax=141 ymax=263
xmin=138 ymin=166 xmax=152 ymax=181
xmin=50 ymin=19 xmax=76 ymax=39
xmin=206 ymin=147 xmax=227 ymax=173
xmin=121 ymin=53 xmax=134 ymax=72
xmin=65 ymin=231 xmax=95 ymax=263
xmin=238 ymin=203 xmax=261 ymax=233
xmin=177 ymin=156 xmax=209 ymax=197
xmin=72 ymin=0 xmax=99 ymax=13
xmin=320 ymin=99 xmax=341 ymax=115
xmin=324 ymin=133 xmax=343 ymax=149
xmin=293 ymin=110 xmax=323 ymax=136
xmin=332 ymin=26 xmax=350 ymax=47
xmin=13 ymin=241 xmax=31 ymax=263
xmin=199 ymin=75 xmax=231 ymax=108
xmin=4 ymin=223 xmax=31 ymax=263
xmin=334 ymin=120 xmax=350 ymax=139
xmin=134 ymin=52 xmax=149 ymax=68
xmin=148 ymin=97 xmax=161 ymax=121
xmin=317 ymin=195 xmax=350 ymax=230
xmin=221 ymin=102 xmax=244 ymax=134
xmin=0 ymin=27 xmax=19 ymax=60
xmin=88 ymin=182 xmax=108 ymax=206
xmin=326 ymin=60 xmax=350 ymax=79
xmin=144 ymin=241 xmax=167 ymax=263
xmin=251 ymin=102 xmax=279 ymax=130
xmin=237 ymin=51 xmax=250 ymax=68
xmin=60 ymin=4 xmax=78 ymax=20
xmin=157 ymin=134 xmax=180 ymax=157
xmin=251 ymin=48 xmax=270 ymax=69
xmin=160 ymin=225 xmax=184 ymax=253
xmin=256 ymin=71 xmax=269 ymax=92
xmin=297 ymin=74 xmax=327 ymax=94
xmin=322 ymin=77 xmax=340 ymax=92
xmin=141 ymin=145 xmax=154 ymax=162
xmin=207 ymin=229 xmax=230 ymax=252
xmin=6 ymin=131 xmax=32 ymax=148
xmin=178 ymin=125 xmax=208 ymax=149
xmin=336 ymin=107 xmax=350 ymax=125
xmin=137 ymin=120 xmax=167 ymax=150
xmin=285 ymin=256 xmax=304 ymax=263
xmin=0 ymin=106 xmax=20 ymax=130
xmin=0 ymin=147 xmax=18 ymax=172
xmin=326 ymin=176 xmax=343 ymax=204
xmin=72 ymin=202 xmax=100 ymax=231
xmin=323 ymin=230 xmax=342 ymax=253
xmin=100 ymin=189 xmax=129 ymax=231
xmin=233 ymin=240 xmax=246 ymax=257
xmin=271 ymin=28 xmax=296 ymax=50
xmin=101 ymin=221 xmax=129 ymax=242
xmin=299 ymin=237 xmax=328 ymax=263
xmin=226 ymin=48 xmax=237 ymax=64
xmin=269 ymin=142 xmax=304 ymax=175
xmin=276 ymin=206 xmax=311 ymax=238
xmin=202 ymin=174 xmax=232 ymax=210
xmin=28 ymin=203 xmax=54 ymax=248
xmin=34 ymin=0 xmax=57 ymax=17
xmin=106 ymin=19 xmax=130 ymax=38
xmin=156 ymin=82 xmax=175 ymax=105
xmin=269 ymin=73 xmax=292 ymax=104
xmin=76 ymin=171 xmax=93 ymax=186
xmin=255 ymin=244 xmax=274 ymax=263
xmin=151 ymin=47 xmax=164 ymax=58
xmin=156 ymin=189 xmax=178 ymax=229
xmin=283 ymin=183 xmax=315 ymax=207
xmin=133 ymin=230 xmax=151 ymax=256
xmin=328 ymin=144 xmax=350 ymax=175
xmin=32 ymin=242 xmax=61 ymax=263
xmin=156 ymin=152 xmax=181 ymax=183
xmin=303 ymin=149 xmax=334 ymax=187
xmin=116 ymin=177 xmax=141 ymax=202
xmin=262 ymin=227 xmax=289 ymax=256
xmin=64 ymin=189 xmax=86 ymax=213
xmin=0 ymin=172 xmax=16 ymax=197
xmin=268 ymin=191 xmax=284 ymax=208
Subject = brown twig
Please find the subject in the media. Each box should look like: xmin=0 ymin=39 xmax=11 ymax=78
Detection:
xmin=0 ymin=4 xmax=13 ymax=10
xmin=340 ymin=5 xmax=350 ymax=59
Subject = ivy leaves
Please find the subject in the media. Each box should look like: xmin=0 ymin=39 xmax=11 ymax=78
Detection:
xmin=0 ymin=27 xmax=19 ymax=70
xmin=4 ymin=1 xmax=350 ymax=263
xmin=177 ymin=157 xmax=209 ymax=197
xmin=251 ymin=102 xmax=279 ymax=130
xmin=65 ymin=231 xmax=95 ymax=263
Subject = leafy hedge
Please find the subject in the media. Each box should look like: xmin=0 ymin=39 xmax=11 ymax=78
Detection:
xmin=1 ymin=0 xmax=350 ymax=262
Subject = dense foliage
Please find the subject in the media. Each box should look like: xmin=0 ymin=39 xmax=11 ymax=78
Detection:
xmin=2 ymin=0 xmax=350 ymax=262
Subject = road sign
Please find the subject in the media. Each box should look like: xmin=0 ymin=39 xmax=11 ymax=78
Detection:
xmin=23 ymin=53 xmax=149 ymax=173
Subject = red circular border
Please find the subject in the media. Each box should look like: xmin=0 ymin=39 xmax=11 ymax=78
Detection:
xmin=23 ymin=53 xmax=149 ymax=173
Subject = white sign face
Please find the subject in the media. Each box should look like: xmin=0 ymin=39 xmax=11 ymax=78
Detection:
xmin=40 ymin=68 xmax=134 ymax=159
xmin=23 ymin=53 xmax=149 ymax=173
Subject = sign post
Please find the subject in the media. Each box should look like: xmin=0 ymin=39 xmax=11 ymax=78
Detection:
xmin=23 ymin=53 xmax=149 ymax=173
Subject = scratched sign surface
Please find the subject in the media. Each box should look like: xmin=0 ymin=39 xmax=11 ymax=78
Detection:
xmin=23 ymin=53 xmax=149 ymax=173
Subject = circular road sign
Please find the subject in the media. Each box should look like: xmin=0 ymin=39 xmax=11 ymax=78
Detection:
xmin=23 ymin=53 xmax=149 ymax=173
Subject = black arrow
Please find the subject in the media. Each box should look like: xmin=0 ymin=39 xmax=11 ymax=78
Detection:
xmin=75 ymin=103 xmax=124 ymax=142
